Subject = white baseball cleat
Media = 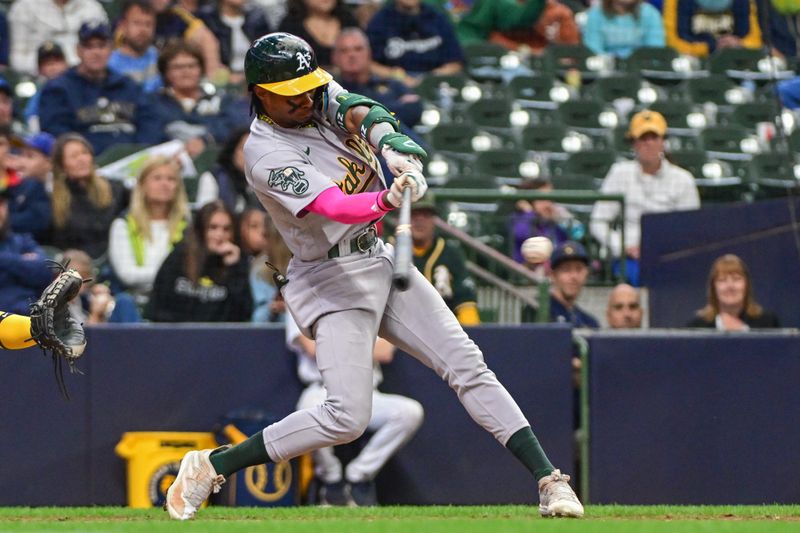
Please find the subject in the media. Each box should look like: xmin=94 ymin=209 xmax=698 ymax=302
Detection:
xmin=165 ymin=445 xmax=230 ymax=520
xmin=537 ymin=469 xmax=584 ymax=518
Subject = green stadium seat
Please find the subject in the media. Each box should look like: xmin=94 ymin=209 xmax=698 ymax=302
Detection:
xmin=558 ymin=100 xmax=605 ymax=129
xmin=749 ymin=152 xmax=800 ymax=197
xmin=587 ymin=74 xmax=642 ymax=103
xmin=720 ymin=102 xmax=780 ymax=130
xmin=522 ymin=124 xmax=568 ymax=153
xmin=467 ymin=98 xmax=513 ymax=128
xmin=649 ymin=101 xmax=700 ymax=130
xmin=700 ymin=126 xmax=756 ymax=157
xmin=623 ymin=47 xmax=686 ymax=85
xmin=507 ymin=75 xmax=557 ymax=106
xmin=429 ymin=123 xmax=479 ymax=154
xmin=416 ymin=73 xmax=470 ymax=106
xmin=463 ymin=42 xmax=512 ymax=81
xmin=475 ymin=149 xmax=538 ymax=179
xmin=545 ymin=44 xmax=593 ymax=75
xmin=442 ymin=175 xmax=496 ymax=188
xmin=709 ymin=48 xmax=766 ymax=77
xmin=686 ymin=75 xmax=738 ymax=106
xmin=551 ymin=173 xmax=602 ymax=190
xmin=94 ymin=143 xmax=149 ymax=167
xmin=552 ymin=149 xmax=616 ymax=179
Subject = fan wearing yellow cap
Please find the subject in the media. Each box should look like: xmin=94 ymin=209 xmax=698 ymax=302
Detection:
xmin=589 ymin=109 xmax=700 ymax=286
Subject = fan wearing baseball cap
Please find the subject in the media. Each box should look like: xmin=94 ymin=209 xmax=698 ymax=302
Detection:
xmin=1 ymin=127 xmax=51 ymax=239
xmin=589 ymin=109 xmax=700 ymax=286
xmin=37 ymin=20 xmax=162 ymax=156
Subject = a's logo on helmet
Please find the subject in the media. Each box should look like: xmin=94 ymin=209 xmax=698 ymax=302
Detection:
xmin=295 ymin=51 xmax=312 ymax=72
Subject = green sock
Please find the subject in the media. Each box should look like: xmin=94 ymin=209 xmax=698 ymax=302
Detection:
xmin=506 ymin=427 xmax=554 ymax=481
xmin=209 ymin=433 xmax=272 ymax=478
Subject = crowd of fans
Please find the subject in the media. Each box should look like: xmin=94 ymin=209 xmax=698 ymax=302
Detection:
xmin=0 ymin=0 xmax=788 ymax=333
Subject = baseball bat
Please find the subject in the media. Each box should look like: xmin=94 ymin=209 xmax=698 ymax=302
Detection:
xmin=392 ymin=187 xmax=413 ymax=291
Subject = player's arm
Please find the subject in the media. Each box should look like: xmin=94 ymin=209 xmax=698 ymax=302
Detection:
xmin=373 ymin=337 xmax=396 ymax=364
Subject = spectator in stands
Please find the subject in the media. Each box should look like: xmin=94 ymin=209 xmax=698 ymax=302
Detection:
xmin=13 ymin=132 xmax=55 ymax=194
xmin=251 ymin=213 xmax=289 ymax=323
xmin=606 ymin=283 xmax=643 ymax=328
xmin=154 ymin=41 xmax=247 ymax=158
xmin=38 ymin=21 xmax=163 ymax=157
xmin=2 ymin=128 xmax=52 ymax=239
xmin=427 ymin=0 xmax=547 ymax=46
xmin=197 ymin=0 xmax=271 ymax=83
xmin=278 ymin=0 xmax=359 ymax=69
xmin=195 ymin=126 xmax=260 ymax=213
xmin=488 ymin=0 xmax=581 ymax=53
xmin=331 ymin=28 xmax=423 ymax=129
xmin=0 ymin=78 xmax=15 ymax=131
xmin=0 ymin=11 xmax=9 ymax=69
xmin=251 ymin=0 xmax=289 ymax=31
xmin=0 ymin=183 xmax=52 ymax=316
xmin=410 ymin=197 xmax=481 ymax=325
xmin=109 ymin=157 xmax=189 ymax=307
xmin=8 ymin=0 xmax=108 ymax=75
xmin=366 ymin=0 xmax=464 ymax=87
xmin=109 ymin=0 xmax=162 ymax=93
xmin=510 ymin=178 xmax=583 ymax=268
xmin=663 ymin=0 xmax=762 ymax=57
xmin=542 ymin=241 xmax=599 ymax=327
xmin=61 ymin=248 xmax=142 ymax=323
xmin=146 ymin=199 xmax=253 ymax=322
xmin=150 ymin=0 xmax=225 ymax=81
xmin=24 ymin=41 xmax=69 ymax=132
xmin=582 ymin=0 xmax=665 ymax=58
xmin=687 ymin=254 xmax=780 ymax=330
xmin=48 ymin=133 xmax=128 ymax=259
xmin=590 ymin=110 xmax=699 ymax=286
xmin=239 ymin=206 xmax=268 ymax=260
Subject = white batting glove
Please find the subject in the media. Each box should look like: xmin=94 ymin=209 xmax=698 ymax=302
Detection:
xmin=381 ymin=145 xmax=424 ymax=177
xmin=386 ymin=170 xmax=428 ymax=207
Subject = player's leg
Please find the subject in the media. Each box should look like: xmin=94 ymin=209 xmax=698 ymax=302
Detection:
xmin=295 ymin=382 xmax=352 ymax=506
xmin=345 ymin=390 xmax=424 ymax=506
xmin=166 ymin=308 xmax=378 ymax=520
xmin=0 ymin=312 xmax=37 ymax=350
xmin=378 ymin=269 xmax=583 ymax=517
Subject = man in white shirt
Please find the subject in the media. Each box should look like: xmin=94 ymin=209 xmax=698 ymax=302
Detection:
xmin=9 ymin=0 xmax=108 ymax=75
xmin=590 ymin=110 xmax=700 ymax=286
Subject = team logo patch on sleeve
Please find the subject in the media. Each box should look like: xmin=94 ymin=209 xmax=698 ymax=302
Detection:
xmin=268 ymin=167 xmax=309 ymax=195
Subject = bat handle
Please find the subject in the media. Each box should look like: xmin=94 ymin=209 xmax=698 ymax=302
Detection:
xmin=392 ymin=187 xmax=413 ymax=291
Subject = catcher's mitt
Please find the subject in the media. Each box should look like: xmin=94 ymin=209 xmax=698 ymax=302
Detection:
xmin=29 ymin=261 xmax=87 ymax=398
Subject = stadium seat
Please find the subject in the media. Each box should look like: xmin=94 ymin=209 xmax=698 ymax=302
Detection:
xmin=649 ymin=101 xmax=702 ymax=131
xmin=749 ymin=152 xmax=800 ymax=197
xmin=429 ymin=123 xmax=480 ymax=155
xmin=669 ymin=150 xmax=743 ymax=201
xmin=94 ymin=143 xmax=149 ymax=167
xmin=700 ymin=126 xmax=756 ymax=158
xmin=709 ymin=48 xmax=766 ymax=77
xmin=623 ymin=47 xmax=684 ymax=85
xmin=545 ymin=44 xmax=594 ymax=76
xmin=558 ymin=100 xmax=606 ymax=129
xmin=550 ymin=173 xmax=602 ymax=190
xmin=522 ymin=124 xmax=568 ymax=153
xmin=463 ymin=42 xmax=514 ymax=81
xmin=720 ymin=102 xmax=780 ymax=130
xmin=552 ymin=150 xmax=616 ymax=179
xmin=474 ymin=149 xmax=530 ymax=178
xmin=686 ymin=75 xmax=738 ymax=106
xmin=587 ymin=74 xmax=642 ymax=103
xmin=467 ymin=97 xmax=513 ymax=128
xmin=416 ymin=73 xmax=470 ymax=106
xmin=507 ymin=74 xmax=558 ymax=107
xmin=442 ymin=175 xmax=497 ymax=189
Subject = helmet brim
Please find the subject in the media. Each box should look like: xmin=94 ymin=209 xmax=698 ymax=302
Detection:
xmin=256 ymin=67 xmax=333 ymax=96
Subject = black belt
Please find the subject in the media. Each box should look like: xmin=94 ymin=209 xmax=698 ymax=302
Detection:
xmin=327 ymin=226 xmax=378 ymax=259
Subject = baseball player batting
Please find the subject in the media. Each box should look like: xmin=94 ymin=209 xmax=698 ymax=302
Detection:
xmin=166 ymin=32 xmax=583 ymax=519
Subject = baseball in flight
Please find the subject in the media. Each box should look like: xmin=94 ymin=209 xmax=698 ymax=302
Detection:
xmin=521 ymin=237 xmax=553 ymax=264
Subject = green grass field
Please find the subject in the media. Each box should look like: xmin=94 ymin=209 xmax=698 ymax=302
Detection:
xmin=1 ymin=506 xmax=798 ymax=532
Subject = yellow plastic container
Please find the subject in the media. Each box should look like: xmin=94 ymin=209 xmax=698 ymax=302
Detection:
xmin=115 ymin=431 xmax=218 ymax=508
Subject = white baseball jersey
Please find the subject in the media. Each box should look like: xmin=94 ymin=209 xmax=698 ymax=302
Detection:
xmin=244 ymin=81 xmax=388 ymax=261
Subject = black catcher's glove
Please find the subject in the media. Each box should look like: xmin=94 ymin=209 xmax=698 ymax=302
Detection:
xmin=29 ymin=262 xmax=87 ymax=397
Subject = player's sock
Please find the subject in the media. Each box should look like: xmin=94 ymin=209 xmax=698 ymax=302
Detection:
xmin=209 ymin=432 xmax=273 ymax=477
xmin=0 ymin=312 xmax=37 ymax=350
xmin=506 ymin=426 xmax=554 ymax=481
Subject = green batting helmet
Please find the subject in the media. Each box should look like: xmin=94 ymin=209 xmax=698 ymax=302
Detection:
xmin=245 ymin=32 xmax=333 ymax=96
